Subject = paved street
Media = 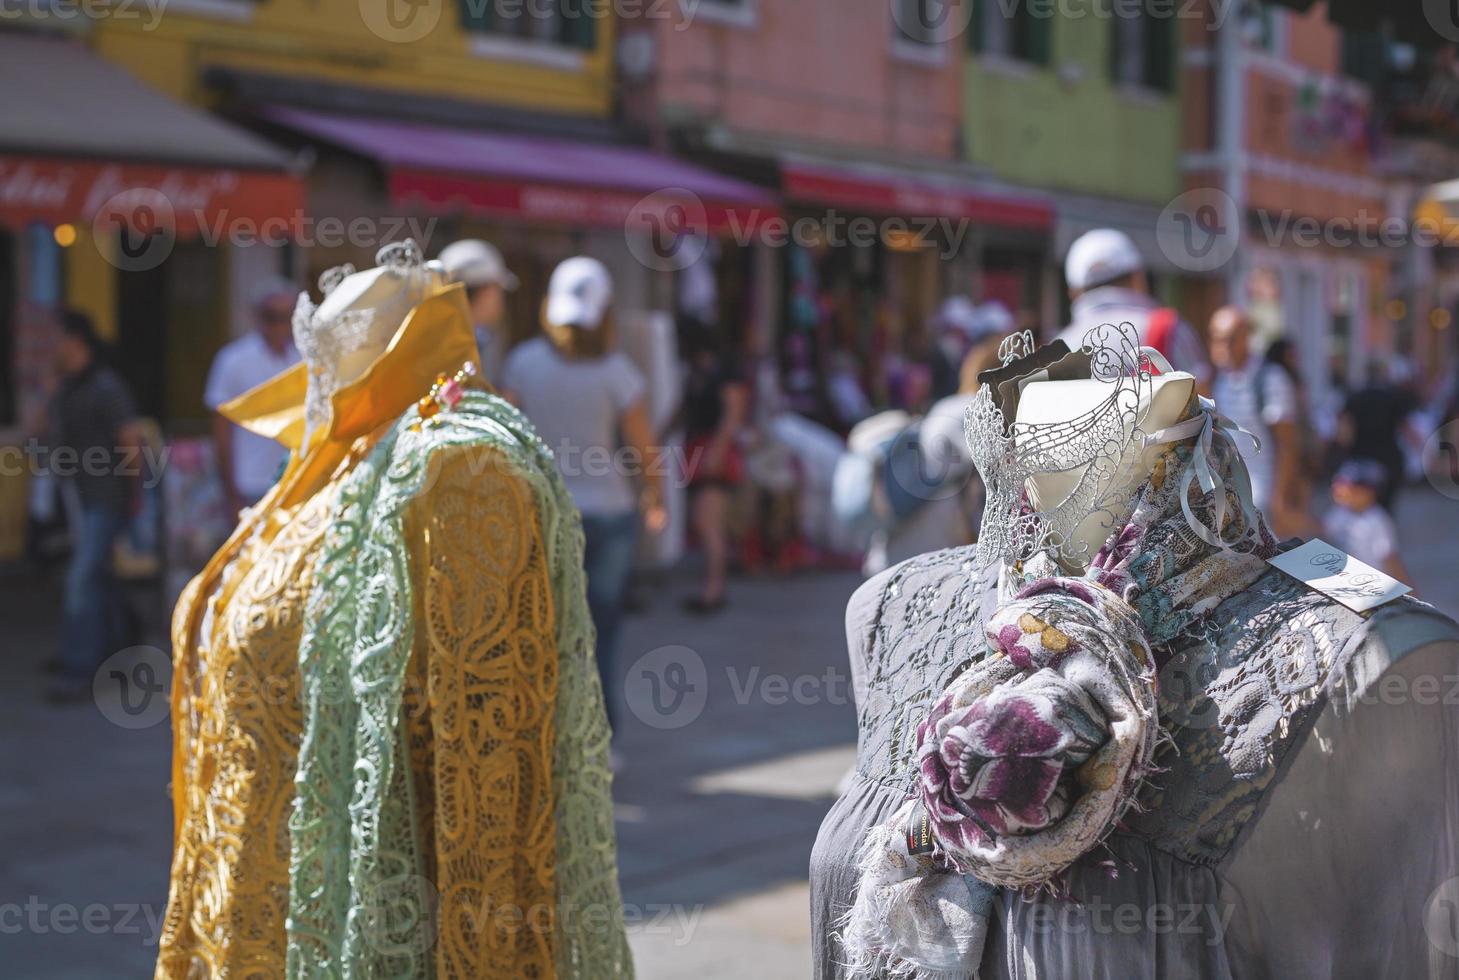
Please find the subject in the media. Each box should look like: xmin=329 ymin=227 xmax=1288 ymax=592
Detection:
xmin=2 ymin=487 xmax=1456 ymax=978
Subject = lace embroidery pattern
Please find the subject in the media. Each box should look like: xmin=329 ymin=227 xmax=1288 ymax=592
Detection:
xmin=157 ymin=487 xmax=337 ymax=979
xmin=286 ymin=391 xmax=630 ymax=979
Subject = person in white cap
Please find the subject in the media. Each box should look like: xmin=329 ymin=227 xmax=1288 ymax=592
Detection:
xmin=438 ymin=238 xmax=519 ymax=388
xmin=502 ymin=256 xmax=667 ymax=738
xmin=1054 ymin=228 xmax=1210 ymax=388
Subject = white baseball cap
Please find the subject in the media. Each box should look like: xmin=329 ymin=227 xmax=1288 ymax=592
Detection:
xmin=438 ymin=239 xmax=519 ymax=290
xmin=545 ymin=256 xmax=613 ymax=331
xmin=1064 ymin=228 xmax=1145 ymax=292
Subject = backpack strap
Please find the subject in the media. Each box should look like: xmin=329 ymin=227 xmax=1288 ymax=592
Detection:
xmin=1145 ymin=307 xmax=1179 ymax=361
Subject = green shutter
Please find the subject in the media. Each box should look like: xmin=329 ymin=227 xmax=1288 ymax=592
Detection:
xmin=970 ymin=0 xmax=986 ymax=52
xmin=458 ymin=0 xmax=492 ymax=33
xmin=1145 ymin=13 xmax=1174 ymax=91
xmin=1025 ymin=4 xmax=1052 ymax=66
xmin=557 ymin=0 xmax=597 ymax=49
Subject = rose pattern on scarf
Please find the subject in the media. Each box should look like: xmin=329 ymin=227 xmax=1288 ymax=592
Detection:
xmin=918 ymin=672 xmax=1107 ymax=854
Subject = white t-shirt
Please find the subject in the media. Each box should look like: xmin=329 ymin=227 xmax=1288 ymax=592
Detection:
xmin=1211 ymin=361 xmax=1299 ymax=512
xmin=1323 ymin=504 xmax=1398 ymax=570
xmin=503 ymin=337 xmax=646 ymax=515
xmin=204 ymin=332 xmax=301 ymax=500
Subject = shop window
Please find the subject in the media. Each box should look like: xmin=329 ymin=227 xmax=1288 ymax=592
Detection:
xmin=970 ymin=0 xmax=1052 ymax=66
xmin=1109 ymin=2 xmax=1174 ymax=93
xmin=457 ymin=0 xmax=598 ymax=51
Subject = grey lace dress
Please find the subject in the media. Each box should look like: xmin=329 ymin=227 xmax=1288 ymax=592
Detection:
xmin=811 ymin=544 xmax=1459 ymax=979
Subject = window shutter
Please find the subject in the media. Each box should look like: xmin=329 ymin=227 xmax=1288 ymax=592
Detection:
xmin=1025 ymin=6 xmax=1052 ymax=66
xmin=1145 ymin=13 xmax=1174 ymax=91
xmin=458 ymin=0 xmax=492 ymax=33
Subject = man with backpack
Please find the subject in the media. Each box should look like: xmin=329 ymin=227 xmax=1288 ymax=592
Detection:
xmin=1054 ymin=228 xmax=1212 ymax=389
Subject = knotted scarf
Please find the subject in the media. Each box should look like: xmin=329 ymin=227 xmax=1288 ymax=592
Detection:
xmin=839 ymin=407 xmax=1276 ymax=979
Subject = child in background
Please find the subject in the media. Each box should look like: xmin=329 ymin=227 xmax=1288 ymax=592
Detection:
xmin=1323 ymin=457 xmax=1410 ymax=581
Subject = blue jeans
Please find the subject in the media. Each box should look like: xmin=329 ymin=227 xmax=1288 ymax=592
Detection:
xmin=580 ymin=511 xmax=639 ymax=732
xmin=60 ymin=500 xmax=129 ymax=681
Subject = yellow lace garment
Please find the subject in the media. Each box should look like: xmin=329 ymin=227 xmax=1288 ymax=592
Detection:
xmin=157 ymin=291 xmax=567 ymax=979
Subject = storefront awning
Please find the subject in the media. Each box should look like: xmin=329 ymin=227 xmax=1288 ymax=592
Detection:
xmin=780 ymin=156 xmax=1053 ymax=231
xmin=260 ymin=106 xmax=780 ymax=234
xmin=0 ymin=34 xmax=302 ymax=233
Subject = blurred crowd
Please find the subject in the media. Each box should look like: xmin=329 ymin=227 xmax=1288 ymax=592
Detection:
xmin=29 ymin=227 xmax=1455 ymax=717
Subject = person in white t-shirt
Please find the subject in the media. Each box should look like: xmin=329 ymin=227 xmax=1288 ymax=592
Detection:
xmin=204 ymin=275 xmax=302 ymax=512
xmin=502 ymin=257 xmax=666 ymax=735
xmin=1208 ymin=305 xmax=1311 ymax=537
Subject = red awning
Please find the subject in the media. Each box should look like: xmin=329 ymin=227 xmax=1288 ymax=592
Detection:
xmin=0 ymin=156 xmax=304 ymax=237
xmin=781 ymin=158 xmax=1053 ymax=231
xmin=0 ymin=34 xmax=303 ymax=234
xmin=261 ymin=106 xmax=779 ymax=235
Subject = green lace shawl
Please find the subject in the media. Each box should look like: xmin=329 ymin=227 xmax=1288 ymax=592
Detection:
xmin=285 ymin=391 xmax=631 ymax=978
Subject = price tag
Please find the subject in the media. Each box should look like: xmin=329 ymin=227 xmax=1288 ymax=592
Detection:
xmin=1267 ymin=538 xmax=1410 ymax=614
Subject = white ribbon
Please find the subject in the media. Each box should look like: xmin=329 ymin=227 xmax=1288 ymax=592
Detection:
xmin=1142 ymin=396 xmax=1261 ymax=549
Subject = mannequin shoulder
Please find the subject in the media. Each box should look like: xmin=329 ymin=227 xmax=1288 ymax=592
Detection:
xmin=847 ymin=544 xmax=986 ymax=647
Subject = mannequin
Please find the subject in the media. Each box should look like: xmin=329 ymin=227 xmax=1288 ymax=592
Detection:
xmin=157 ymin=243 xmax=631 ymax=980
xmin=810 ymin=333 xmax=1459 ymax=979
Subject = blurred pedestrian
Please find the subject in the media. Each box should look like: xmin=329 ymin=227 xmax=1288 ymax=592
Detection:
xmin=680 ymin=321 xmax=751 ymax=614
xmin=1208 ymin=306 xmax=1310 ymax=537
xmin=1055 ymin=228 xmax=1211 ymax=387
xmin=1323 ymin=457 xmax=1410 ymax=581
xmin=45 ymin=311 xmax=142 ymax=702
xmin=204 ymin=276 xmax=301 ymax=514
xmin=502 ymin=257 xmax=666 ymax=733
xmin=857 ymin=334 xmax=1003 ymax=575
xmin=1339 ymin=361 xmax=1421 ymax=511
xmin=1263 ymin=337 xmax=1319 ymax=522
xmin=439 ymin=238 xmax=519 ymax=389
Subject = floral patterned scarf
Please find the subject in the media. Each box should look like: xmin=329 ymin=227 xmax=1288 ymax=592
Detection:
xmin=839 ymin=411 xmax=1275 ymax=979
